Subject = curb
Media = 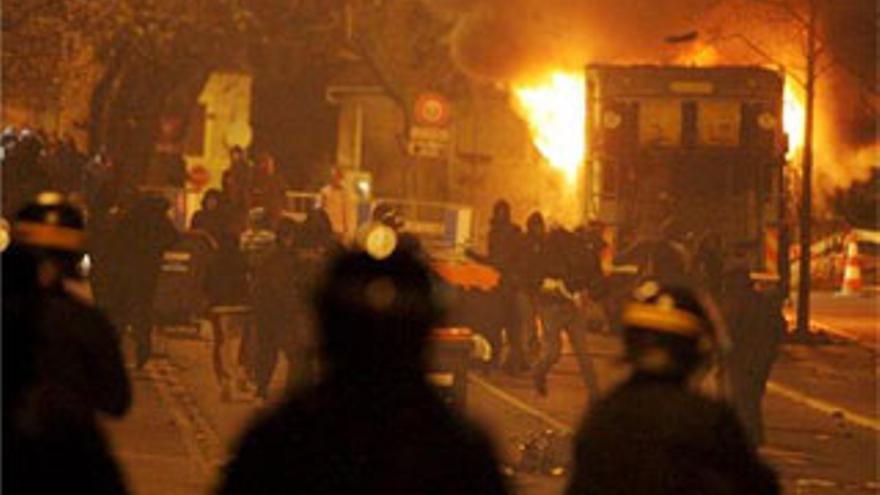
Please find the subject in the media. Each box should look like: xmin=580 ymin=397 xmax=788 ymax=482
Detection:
xmin=144 ymin=358 xmax=226 ymax=476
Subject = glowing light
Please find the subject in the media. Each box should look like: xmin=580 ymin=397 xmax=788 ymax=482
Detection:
xmin=783 ymin=78 xmax=805 ymax=161
xmin=512 ymin=71 xmax=586 ymax=185
xmin=676 ymin=43 xmax=721 ymax=67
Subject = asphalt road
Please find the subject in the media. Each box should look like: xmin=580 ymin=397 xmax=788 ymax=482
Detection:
xmin=106 ymin=325 xmax=878 ymax=495
xmin=804 ymin=291 xmax=879 ymax=350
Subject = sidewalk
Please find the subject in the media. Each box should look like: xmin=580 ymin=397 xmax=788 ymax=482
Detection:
xmin=103 ymin=366 xmax=210 ymax=495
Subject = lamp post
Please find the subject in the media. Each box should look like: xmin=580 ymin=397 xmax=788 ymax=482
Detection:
xmin=693 ymin=5 xmax=821 ymax=338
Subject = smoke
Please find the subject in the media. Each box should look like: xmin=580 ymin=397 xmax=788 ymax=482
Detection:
xmin=438 ymin=0 xmax=714 ymax=81
xmin=433 ymin=0 xmax=877 ymax=194
xmin=821 ymin=0 xmax=876 ymax=151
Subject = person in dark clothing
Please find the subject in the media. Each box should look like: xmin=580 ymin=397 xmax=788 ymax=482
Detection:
xmin=467 ymin=199 xmax=527 ymax=373
xmin=3 ymin=191 xmax=130 ymax=494
xmin=303 ymin=207 xmax=343 ymax=253
xmin=112 ymin=193 xmax=178 ymax=368
xmin=566 ymin=281 xmax=779 ymax=495
xmin=50 ymin=134 xmax=86 ymax=193
xmin=218 ymin=247 xmax=509 ymax=495
xmin=225 ymin=146 xmax=253 ymax=213
xmin=252 ymin=219 xmax=311 ymax=399
xmin=532 ymin=227 xmax=602 ymax=399
xmin=720 ymin=268 xmax=786 ymax=446
xmin=191 ymin=188 xmax=230 ymax=244
xmin=204 ymin=232 xmax=253 ymax=401
xmin=518 ymin=211 xmax=549 ymax=359
xmin=2 ymin=131 xmax=51 ymax=216
xmin=250 ymin=153 xmax=288 ymax=227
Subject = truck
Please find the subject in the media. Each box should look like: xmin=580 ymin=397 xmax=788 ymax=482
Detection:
xmin=582 ymin=65 xmax=789 ymax=282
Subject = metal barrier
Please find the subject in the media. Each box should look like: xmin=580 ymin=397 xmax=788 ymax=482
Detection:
xmin=281 ymin=191 xmax=475 ymax=254
xmin=283 ymin=192 xmax=320 ymax=221
xmin=367 ymin=198 xmax=474 ymax=254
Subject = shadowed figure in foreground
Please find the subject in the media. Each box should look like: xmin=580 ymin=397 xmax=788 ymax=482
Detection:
xmin=218 ymin=246 xmax=509 ymax=495
xmin=4 ymin=192 xmax=130 ymax=494
xmin=566 ymin=281 xmax=779 ymax=495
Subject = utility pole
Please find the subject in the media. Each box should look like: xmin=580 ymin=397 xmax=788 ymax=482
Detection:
xmin=795 ymin=0 xmax=817 ymax=338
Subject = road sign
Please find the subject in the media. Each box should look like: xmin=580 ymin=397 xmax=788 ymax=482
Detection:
xmin=414 ymin=93 xmax=450 ymax=127
xmin=187 ymin=165 xmax=211 ymax=189
xmin=408 ymin=126 xmax=450 ymax=159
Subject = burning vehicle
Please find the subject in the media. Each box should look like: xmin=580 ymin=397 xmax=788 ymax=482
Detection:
xmin=580 ymin=65 xmax=790 ymax=281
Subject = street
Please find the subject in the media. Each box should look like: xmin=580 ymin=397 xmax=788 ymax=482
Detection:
xmin=806 ymin=292 xmax=879 ymax=350
xmin=106 ymin=321 xmax=879 ymax=495
xmin=6 ymin=1 xmax=877 ymax=493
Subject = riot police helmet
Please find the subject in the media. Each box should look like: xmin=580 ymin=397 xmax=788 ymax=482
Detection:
xmin=620 ymin=280 xmax=715 ymax=378
xmin=13 ymin=191 xmax=86 ymax=253
xmin=11 ymin=191 xmax=87 ymax=283
xmin=313 ymin=245 xmax=445 ymax=373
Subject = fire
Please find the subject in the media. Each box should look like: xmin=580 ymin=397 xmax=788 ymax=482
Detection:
xmin=783 ymin=77 xmax=805 ymax=161
xmin=511 ymin=71 xmax=586 ymax=184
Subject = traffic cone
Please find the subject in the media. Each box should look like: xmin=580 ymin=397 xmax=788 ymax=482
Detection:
xmin=839 ymin=238 xmax=862 ymax=296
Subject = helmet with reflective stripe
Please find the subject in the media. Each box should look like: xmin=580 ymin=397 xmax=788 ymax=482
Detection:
xmin=13 ymin=191 xmax=86 ymax=253
xmin=621 ymin=280 xmax=714 ymax=376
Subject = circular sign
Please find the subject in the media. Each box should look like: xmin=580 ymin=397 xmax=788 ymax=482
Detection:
xmin=187 ymin=165 xmax=211 ymax=189
xmin=414 ymin=93 xmax=450 ymax=126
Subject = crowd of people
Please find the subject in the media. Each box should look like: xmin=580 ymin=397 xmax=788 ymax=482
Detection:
xmin=465 ymin=201 xmax=606 ymax=401
xmin=468 ymin=198 xmax=786 ymax=447
xmin=2 ymin=186 xmax=782 ymax=494
xmin=3 ymin=136 xmax=784 ymax=493
xmin=1 ymin=127 xmax=99 ymax=216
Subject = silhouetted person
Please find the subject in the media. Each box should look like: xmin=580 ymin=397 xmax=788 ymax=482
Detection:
xmin=721 ymin=268 xmax=786 ymax=446
xmin=2 ymin=131 xmax=51 ymax=216
xmin=112 ymin=193 xmax=178 ymax=368
xmin=3 ymin=191 xmax=130 ymax=494
xmin=466 ymin=199 xmax=526 ymax=372
xmin=226 ymin=145 xmax=253 ymax=211
xmin=532 ymin=227 xmax=602 ymax=399
xmin=303 ymin=207 xmax=341 ymax=253
xmin=218 ymin=246 xmax=509 ymax=495
xmin=191 ymin=188 xmax=231 ymax=245
xmin=250 ymin=152 xmax=288 ymax=226
xmin=566 ymin=281 xmax=779 ymax=495
xmin=204 ymin=232 xmax=252 ymax=401
xmin=519 ymin=211 xmax=548 ymax=361
xmin=253 ymin=219 xmax=311 ymax=399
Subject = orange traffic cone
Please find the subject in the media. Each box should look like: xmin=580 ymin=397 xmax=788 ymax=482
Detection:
xmin=839 ymin=237 xmax=862 ymax=296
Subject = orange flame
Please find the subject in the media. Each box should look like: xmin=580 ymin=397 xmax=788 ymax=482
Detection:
xmin=783 ymin=77 xmax=805 ymax=161
xmin=511 ymin=71 xmax=586 ymax=185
